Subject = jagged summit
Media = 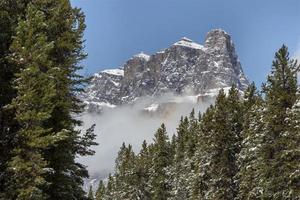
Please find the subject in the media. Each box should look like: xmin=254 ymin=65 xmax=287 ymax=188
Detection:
xmin=133 ymin=52 xmax=150 ymax=61
xmin=81 ymin=29 xmax=249 ymax=111
xmin=173 ymin=37 xmax=204 ymax=50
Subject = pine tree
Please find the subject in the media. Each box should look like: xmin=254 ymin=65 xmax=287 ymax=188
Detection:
xmin=226 ymin=85 xmax=244 ymax=196
xmin=258 ymin=45 xmax=299 ymax=199
xmin=105 ymin=174 xmax=116 ymax=200
xmin=31 ymin=1 xmax=97 ymax=199
xmin=149 ymin=124 xmax=172 ymax=199
xmin=134 ymin=140 xmax=151 ymax=200
xmin=170 ymin=110 xmax=200 ymax=199
xmin=5 ymin=1 xmax=97 ymax=199
xmin=6 ymin=4 xmax=65 ymax=199
xmin=283 ymin=91 xmax=300 ymax=198
xmin=170 ymin=117 xmax=190 ymax=199
xmin=88 ymin=186 xmax=94 ymax=200
xmin=95 ymin=180 xmax=106 ymax=200
xmin=191 ymin=105 xmax=215 ymax=199
xmin=237 ymin=83 xmax=264 ymax=199
xmin=113 ymin=143 xmax=138 ymax=199
xmin=0 ymin=1 xmax=31 ymax=197
xmin=204 ymin=89 xmax=241 ymax=199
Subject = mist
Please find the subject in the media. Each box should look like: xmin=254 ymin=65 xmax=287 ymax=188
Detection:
xmin=77 ymin=93 xmax=214 ymax=181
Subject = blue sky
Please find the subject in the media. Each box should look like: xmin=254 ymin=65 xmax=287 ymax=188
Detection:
xmin=71 ymin=0 xmax=300 ymax=86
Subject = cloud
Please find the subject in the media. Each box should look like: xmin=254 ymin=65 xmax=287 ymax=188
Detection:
xmin=77 ymin=94 xmax=214 ymax=181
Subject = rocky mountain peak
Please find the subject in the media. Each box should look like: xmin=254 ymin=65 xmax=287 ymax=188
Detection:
xmin=82 ymin=29 xmax=249 ymax=112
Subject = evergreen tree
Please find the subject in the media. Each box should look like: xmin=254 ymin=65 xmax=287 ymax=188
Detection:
xmin=105 ymin=174 xmax=116 ymax=200
xmin=205 ymin=89 xmax=241 ymax=199
xmin=88 ymin=186 xmax=94 ymax=200
xmin=0 ymin=1 xmax=31 ymax=196
xmin=134 ymin=140 xmax=151 ymax=200
xmin=4 ymin=1 xmax=97 ymax=199
xmin=191 ymin=105 xmax=215 ymax=199
xmin=113 ymin=144 xmax=137 ymax=199
xmin=95 ymin=180 xmax=106 ymax=200
xmin=283 ymin=91 xmax=300 ymax=198
xmin=149 ymin=124 xmax=172 ymax=199
xmin=258 ymin=45 xmax=299 ymax=199
xmin=170 ymin=117 xmax=190 ymax=199
xmin=226 ymin=85 xmax=244 ymax=196
xmin=170 ymin=110 xmax=200 ymax=199
xmin=237 ymin=83 xmax=264 ymax=199
xmin=32 ymin=1 xmax=97 ymax=199
xmin=6 ymin=4 xmax=64 ymax=199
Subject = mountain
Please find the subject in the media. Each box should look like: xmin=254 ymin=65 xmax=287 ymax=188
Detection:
xmin=81 ymin=29 xmax=249 ymax=112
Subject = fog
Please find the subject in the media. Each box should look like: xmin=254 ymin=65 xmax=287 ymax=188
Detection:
xmin=78 ymin=94 xmax=214 ymax=181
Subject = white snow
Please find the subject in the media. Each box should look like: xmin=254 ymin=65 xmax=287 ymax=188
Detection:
xmin=173 ymin=37 xmax=205 ymax=50
xmin=84 ymin=101 xmax=117 ymax=108
xmin=144 ymin=103 xmax=159 ymax=112
xmin=157 ymin=50 xmax=166 ymax=54
xmin=94 ymin=73 xmax=102 ymax=78
xmin=134 ymin=52 xmax=150 ymax=61
xmin=102 ymin=68 xmax=124 ymax=76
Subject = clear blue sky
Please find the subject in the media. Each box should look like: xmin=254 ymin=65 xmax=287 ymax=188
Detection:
xmin=71 ymin=0 xmax=300 ymax=86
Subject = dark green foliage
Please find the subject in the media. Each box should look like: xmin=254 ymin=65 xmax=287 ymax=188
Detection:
xmin=237 ymin=83 xmax=264 ymax=199
xmin=203 ymin=88 xmax=242 ymax=200
xmin=1 ymin=0 xmax=97 ymax=199
xmin=0 ymin=1 xmax=31 ymax=197
xmin=6 ymin=4 xmax=64 ymax=199
xmin=95 ymin=180 xmax=106 ymax=200
xmin=284 ymin=93 xmax=300 ymax=198
xmin=149 ymin=124 xmax=172 ymax=200
xmin=258 ymin=45 xmax=299 ymax=199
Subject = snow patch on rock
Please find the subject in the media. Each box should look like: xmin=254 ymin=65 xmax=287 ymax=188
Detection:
xmin=102 ymin=68 xmax=124 ymax=76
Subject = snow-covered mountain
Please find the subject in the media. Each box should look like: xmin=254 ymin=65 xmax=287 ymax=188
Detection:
xmin=81 ymin=29 xmax=249 ymax=112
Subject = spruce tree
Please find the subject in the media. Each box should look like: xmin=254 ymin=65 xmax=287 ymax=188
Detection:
xmin=113 ymin=144 xmax=137 ymax=199
xmin=135 ymin=140 xmax=151 ymax=199
xmin=258 ymin=45 xmax=299 ymax=199
xmin=88 ymin=186 xmax=94 ymax=200
xmin=191 ymin=105 xmax=215 ymax=199
xmin=30 ymin=1 xmax=97 ymax=199
xmin=5 ymin=1 xmax=97 ymax=199
xmin=204 ymin=89 xmax=241 ymax=199
xmin=0 ymin=1 xmax=31 ymax=196
xmin=170 ymin=116 xmax=190 ymax=199
xmin=105 ymin=174 xmax=116 ymax=200
xmin=149 ymin=124 xmax=172 ymax=199
xmin=6 ymin=4 xmax=64 ymax=199
xmin=283 ymin=91 xmax=300 ymax=198
xmin=237 ymin=83 xmax=264 ymax=199
xmin=95 ymin=180 xmax=106 ymax=200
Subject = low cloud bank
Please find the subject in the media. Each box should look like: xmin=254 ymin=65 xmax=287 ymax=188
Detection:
xmin=77 ymin=94 xmax=214 ymax=180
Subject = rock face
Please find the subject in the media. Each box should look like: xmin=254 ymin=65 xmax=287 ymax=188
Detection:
xmin=82 ymin=29 xmax=249 ymax=111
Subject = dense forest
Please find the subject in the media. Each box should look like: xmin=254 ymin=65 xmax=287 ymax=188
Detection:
xmin=0 ymin=1 xmax=97 ymax=199
xmin=91 ymin=46 xmax=299 ymax=199
xmin=0 ymin=1 xmax=299 ymax=200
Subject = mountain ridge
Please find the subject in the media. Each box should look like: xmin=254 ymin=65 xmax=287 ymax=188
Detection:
xmin=81 ymin=29 xmax=249 ymax=111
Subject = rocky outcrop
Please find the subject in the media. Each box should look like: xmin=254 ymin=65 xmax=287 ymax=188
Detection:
xmin=82 ymin=29 xmax=249 ymax=111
